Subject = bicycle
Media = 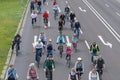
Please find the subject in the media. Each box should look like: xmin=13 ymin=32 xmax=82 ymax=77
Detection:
xmin=36 ymin=50 xmax=41 ymax=68
xmin=58 ymin=44 xmax=63 ymax=58
xmin=74 ymin=29 xmax=80 ymax=39
xmin=70 ymin=19 xmax=75 ymax=31
xmin=66 ymin=54 xmax=71 ymax=68
xmin=76 ymin=70 xmax=83 ymax=80
xmin=15 ymin=43 xmax=19 ymax=56
xmin=97 ymin=68 xmax=103 ymax=80
xmin=54 ymin=10 xmax=58 ymax=20
xmin=45 ymin=68 xmax=53 ymax=80
xmin=72 ymin=41 xmax=78 ymax=52
xmin=65 ymin=12 xmax=69 ymax=21
xmin=44 ymin=18 xmax=48 ymax=28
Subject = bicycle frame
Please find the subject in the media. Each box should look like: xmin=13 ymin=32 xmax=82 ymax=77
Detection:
xmin=66 ymin=54 xmax=71 ymax=68
xmin=44 ymin=18 xmax=48 ymax=26
xmin=58 ymin=44 xmax=63 ymax=58
xmin=46 ymin=68 xmax=53 ymax=80
xmin=54 ymin=10 xmax=58 ymax=20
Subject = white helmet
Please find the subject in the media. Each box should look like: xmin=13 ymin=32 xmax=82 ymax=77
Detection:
xmin=77 ymin=57 xmax=82 ymax=61
xmin=29 ymin=63 xmax=35 ymax=67
xmin=49 ymin=39 xmax=52 ymax=42
xmin=38 ymin=39 xmax=41 ymax=42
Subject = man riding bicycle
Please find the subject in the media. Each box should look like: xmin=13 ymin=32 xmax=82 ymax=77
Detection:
xmin=12 ymin=34 xmax=21 ymax=52
xmin=74 ymin=57 xmax=84 ymax=79
xmin=43 ymin=11 xmax=49 ymax=27
xmin=64 ymin=5 xmax=70 ymax=20
xmin=35 ymin=39 xmax=43 ymax=62
xmin=46 ymin=39 xmax=55 ymax=57
xmin=53 ymin=5 xmax=59 ymax=19
xmin=43 ymin=55 xmax=55 ymax=80
xmin=58 ymin=18 xmax=64 ymax=33
xmin=89 ymin=41 xmax=100 ymax=63
xmin=39 ymin=32 xmax=47 ymax=45
xmin=59 ymin=13 xmax=66 ymax=25
xmin=95 ymin=55 xmax=105 ymax=80
xmin=74 ymin=19 xmax=81 ymax=39
xmin=70 ymin=11 xmax=76 ymax=30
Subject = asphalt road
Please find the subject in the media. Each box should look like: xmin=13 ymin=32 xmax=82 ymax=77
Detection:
xmin=14 ymin=0 xmax=120 ymax=80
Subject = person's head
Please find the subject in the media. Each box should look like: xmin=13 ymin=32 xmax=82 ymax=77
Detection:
xmin=92 ymin=41 xmax=96 ymax=45
xmin=47 ymin=55 xmax=53 ymax=60
xmin=77 ymin=57 xmax=82 ymax=62
xmin=67 ymin=44 xmax=71 ymax=48
xmin=29 ymin=63 xmax=35 ymax=69
xmin=98 ymin=55 xmax=102 ymax=60
xmin=48 ymin=39 xmax=52 ymax=43
xmin=71 ymin=68 xmax=75 ymax=73
xmin=38 ymin=39 xmax=41 ymax=43
xmin=91 ymin=67 xmax=97 ymax=73
xmin=9 ymin=64 xmax=14 ymax=69
xmin=41 ymin=32 xmax=44 ymax=35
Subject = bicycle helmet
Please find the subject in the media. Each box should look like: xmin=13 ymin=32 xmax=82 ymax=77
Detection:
xmin=49 ymin=39 xmax=52 ymax=42
xmin=77 ymin=57 xmax=82 ymax=61
xmin=29 ymin=63 xmax=35 ymax=67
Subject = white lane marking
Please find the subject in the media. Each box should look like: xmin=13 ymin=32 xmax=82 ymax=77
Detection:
xmin=66 ymin=36 xmax=72 ymax=46
xmin=79 ymin=28 xmax=83 ymax=34
xmin=48 ymin=21 xmax=50 ymax=27
xmin=85 ymin=40 xmax=90 ymax=49
xmin=98 ymin=35 xmax=112 ymax=48
xmin=82 ymin=0 xmax=120 ymax=42
xmin=32 ymin=35 xmax=37 ymax=47
xmin=78 ymin=7 xmax=86 ymax=12
xmin=116 ymin=12 xmax=120 ymax=16
xmin=105 ymin=4 xmax=109 ymax=7
xmin=58 ymin=6 xmax=61 ymax=13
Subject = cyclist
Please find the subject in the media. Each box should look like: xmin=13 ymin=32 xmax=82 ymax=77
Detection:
xmin=52 ymin=0 xmax=57 ymax=6
xmin=89 ymin=67 xmax=99 ymax=80
xmin=37 ymin=0 xmax=42 ymax=13
xmin=35 ymin=39 xmax=43 ymax=62
xmin=46 ymin=39 xmax=54 ymax=57
xmin=59 ymin=13 xmax=66 ymax=25
xmin=12 ymin=34 xmax=21 ymax=52
xmin=58 ymin=18 xmax=64 ymax=33
xmin=31 ymin=11 xmax=37 ymax=25
xmin=39 ymin=32 xmax=47 ymax=45
xmin=74 ymin=57 xmax=84 ymax=79
xmin=72 ymin=34 xmax=78 ymax=51
xmin=30 ymin=0 xmax=35 ymax=13
xmin=74 ymin=19 xmax=81 ymax=39
xmin=64 ymin=5 xmax=70 ymax=20
xmin=43 ymin=11 xmax=49 ymax=26
xmin=89 ymin=41 xmax=100 ymax=63
xmin=58 ymin=42 xmax=64 ymax=58
xmin=53 ymin=5 xmax=59 ymax=19
xmin=5 ymin=64 xmax=19 ymax=80
xmin=68 ymin=68 xmax=78 ymax=80
xmin=70 ymin=11 xmax=76 ymax=30
xmin=95 ymin=55 xmax=105 ymax=80
xmin=65 ymin=44 xmax=72 ymax=60
xmin=56 ymin=33 xmax=65 ymax=44
xmin=27 ymin=63 xmax=39 ymax=80
xmin=43 ymin=55 xmax=55 ymax=80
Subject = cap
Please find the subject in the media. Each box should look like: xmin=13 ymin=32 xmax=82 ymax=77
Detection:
xmin=49 ymin=39 xmax=52 ymax=42
xmin=67 ymin=43 xmax=71 ymax=47
xmin=29 ymin=63 xmax=35 ymax=67
xmin=38 ymin=39 xmax=41 ymax=42
xmin=77 ymin=57 xmax=82 ymax=61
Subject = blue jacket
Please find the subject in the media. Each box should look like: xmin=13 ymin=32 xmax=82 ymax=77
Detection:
xmin=56 ymin=36 xmax=65 ymax=44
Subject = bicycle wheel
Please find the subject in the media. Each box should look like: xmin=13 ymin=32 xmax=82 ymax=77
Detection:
xmin=37 ymin=56 xmax=40 ymax=68
xmin=60 ymin=50 xmax=62 ymax=58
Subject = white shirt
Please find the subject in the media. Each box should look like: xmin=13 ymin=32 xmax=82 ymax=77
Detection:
xmin=35 ymin=42 xmax=43 ymax=49
xmin=89 ymin=71 xmax=99 ymax=80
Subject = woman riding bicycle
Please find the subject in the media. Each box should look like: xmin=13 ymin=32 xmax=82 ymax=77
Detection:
xmin=65 ymin=44 xmax=72 ymax=60
xmin=72 ymin=34 xmax=78 ymax=52
xmin=27 ymin=63 xmax=39 ymax=80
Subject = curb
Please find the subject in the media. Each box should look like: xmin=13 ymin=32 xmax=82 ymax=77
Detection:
xmin=0 ymin=0 xmax=30 ymax=79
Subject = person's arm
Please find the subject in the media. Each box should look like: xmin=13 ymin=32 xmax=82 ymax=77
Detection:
xmin=43 ymin=60 xmax=47 ymax=69
xmin=52 ymin=60 xmax=55 ymax=69
xmin=97 ymin=45 xmax=100 ymax=52
xmin=27 ymin=68 xmax=30 ymax=80
xmin=62 ymin=36 xmax=65 ymax=43
xmin=74 ymin=62 xmax=77 ymax=72
xmin=76 ymin=74 xmax=79 ymax=80
xmin=68 ymin=74 xmax=71 ymax=80
xmin=89 ymin=45 xmax=92 ymax=53
xmin=89 ymin=71 xmax=91 ymax=80
xmin=103 ymin=59 xmax=105 ymax=69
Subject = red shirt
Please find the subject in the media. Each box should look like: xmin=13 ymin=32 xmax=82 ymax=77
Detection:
xmin=43 ymin=12 xmax=49 ymax=18
xmin=52 ymin=1 xmax=57 ymax=5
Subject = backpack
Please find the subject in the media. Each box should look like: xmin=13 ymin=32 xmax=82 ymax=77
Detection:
xmin=59 ymin=37 xmax=63 ymax=43
xmin=47 ymin=44 xmax=53 ymax=50
xmin=70 ymin=73 xmax=76 ymax=80
xmin=76 ymin=62 xmax=83 ymax=71
xmin=8 ymin=69 xmax=15 ymax=80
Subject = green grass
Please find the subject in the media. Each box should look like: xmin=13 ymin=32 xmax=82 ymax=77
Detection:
xmin=0 ymin=0 xmax=27 ymax=76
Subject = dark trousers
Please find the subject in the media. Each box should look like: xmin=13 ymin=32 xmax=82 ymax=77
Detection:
xmin=32 ymin=18 xmax=36 ymax=25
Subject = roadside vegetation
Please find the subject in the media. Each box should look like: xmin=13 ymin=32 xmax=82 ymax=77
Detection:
xmin=0 ymin=0 xmax=27 ymax=75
